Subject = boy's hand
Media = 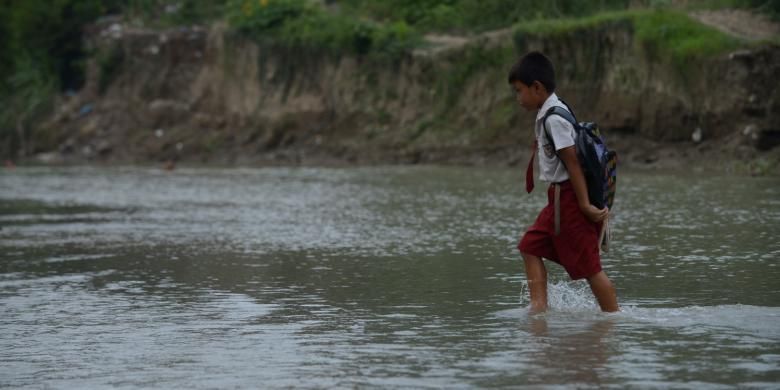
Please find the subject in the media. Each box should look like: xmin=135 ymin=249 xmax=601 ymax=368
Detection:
xmin=558 ymin=146 xmax=609 ymax=223
xmin=581 ymin=204 xmax=609 ymax=223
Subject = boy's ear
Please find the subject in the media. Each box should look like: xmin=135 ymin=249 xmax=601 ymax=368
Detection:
xmin=532 ymin=80 xmax=546 ymax=94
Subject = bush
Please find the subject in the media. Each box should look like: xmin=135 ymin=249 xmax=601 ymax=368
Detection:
xmin=0 ymin=0 xmax=108 ymax=158
xmin=228 ymin=0 xmax=308 ymax=31
xmin=227 ymin=0 xmax=420 ymax=58
xmin=5 ymin=0 xmax=105 ymax=91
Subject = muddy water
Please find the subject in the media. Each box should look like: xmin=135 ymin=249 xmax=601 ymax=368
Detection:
xmin=1 ymin=166 xmax=778 ymax=388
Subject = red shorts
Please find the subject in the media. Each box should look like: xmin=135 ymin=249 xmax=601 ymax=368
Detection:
xmin=518 ymin=181 xmax=602 ymax=280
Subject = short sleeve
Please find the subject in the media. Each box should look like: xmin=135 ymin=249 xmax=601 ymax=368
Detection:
xmin=545 ymin=115 xmax=575 ymax=151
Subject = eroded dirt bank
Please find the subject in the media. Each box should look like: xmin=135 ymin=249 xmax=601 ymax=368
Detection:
xmin=26 ymin=17 xmax=780 ymax=174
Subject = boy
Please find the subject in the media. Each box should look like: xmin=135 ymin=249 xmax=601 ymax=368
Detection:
xmin=508 ymin=51 xmax=618 ymax=313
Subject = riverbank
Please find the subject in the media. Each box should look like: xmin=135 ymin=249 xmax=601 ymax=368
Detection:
xmin=6 ymin=6 xmax=780 ymax=176
xmin=19 ymin=132 xmax=780 ymax=177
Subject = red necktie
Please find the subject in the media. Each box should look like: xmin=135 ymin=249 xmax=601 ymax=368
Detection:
xmin=526 ymin=140 xmax=537 ymax=193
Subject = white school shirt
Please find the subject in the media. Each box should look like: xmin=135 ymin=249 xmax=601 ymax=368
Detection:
xmin=535 ymin=93 xmax=576 ymax=183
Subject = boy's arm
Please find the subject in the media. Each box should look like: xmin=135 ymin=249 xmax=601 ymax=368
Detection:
xmin=558 ymin=146 xmax=608 ymax=223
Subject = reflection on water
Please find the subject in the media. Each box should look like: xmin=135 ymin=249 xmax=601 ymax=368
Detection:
xmin=523 ymin=316 xmax=614 ymax=385
xmin=1 ymin=166 xmax=779 ymax=388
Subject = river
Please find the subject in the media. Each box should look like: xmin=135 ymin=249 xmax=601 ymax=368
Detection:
xmin=1 ymin=166 xmax=779 ymax=388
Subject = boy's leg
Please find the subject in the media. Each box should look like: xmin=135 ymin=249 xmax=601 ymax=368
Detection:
xmin=521 ymin=252 xmax=548 ymax=313
xmin=586 ymin=271 xmax=619 ymax=312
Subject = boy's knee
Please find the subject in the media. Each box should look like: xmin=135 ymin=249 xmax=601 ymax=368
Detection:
xmin=587 ymin=270 xmax=606 ymax=280
xmin=520 ymin=251 xmax=539 ymax=261
xmin=588 ymin=272 xmax=615 ymax=290
xmin=521 ymin=253 xmax=547 ymax=273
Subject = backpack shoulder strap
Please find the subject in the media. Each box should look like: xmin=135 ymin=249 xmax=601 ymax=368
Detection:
xmin=541 ymin=106 xmax=578 ymax=152
xmin=558 ymin=98 xmax=577 ymax=120
xmin=543 ymin=106 xmax=577 ymax=127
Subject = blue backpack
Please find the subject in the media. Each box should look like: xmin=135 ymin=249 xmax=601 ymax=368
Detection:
xmin=542 ymin=103 xmax=617 ymax=210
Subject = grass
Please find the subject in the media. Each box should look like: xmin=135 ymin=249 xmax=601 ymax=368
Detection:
xmin=633 ymin=9 xmax=742 ymax=62
xmin=683 ymin=0 xmax=780 ymax=20
xmin=337 ymin=0 xmax=633 ymax=33
xmin=514 ymin=10 xmax=637 ymax=36
xmin=438 ymin=45 xmax=513 ymax=106
xmin=513 ymin=9 xmax=743 ymax=63
xmin=121 ymin=0 xmax=230 ymax=27
xmin=227 ymin=0 xmax=420 ymax=59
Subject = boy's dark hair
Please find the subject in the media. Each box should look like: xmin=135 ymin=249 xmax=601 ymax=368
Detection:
xmin=507 ymin=51 xmax=556 ymax=93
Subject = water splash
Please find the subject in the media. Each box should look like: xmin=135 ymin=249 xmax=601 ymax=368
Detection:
xmin=517 ymin=279 xmax=600 ymax=312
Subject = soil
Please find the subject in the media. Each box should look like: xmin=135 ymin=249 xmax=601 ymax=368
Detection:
xmin=691 ymin=9 xmax=780 ymax=41
xmin=11 ymin=13 xmax=780 ymax=176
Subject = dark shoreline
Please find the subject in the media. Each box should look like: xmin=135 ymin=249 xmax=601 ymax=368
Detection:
xmin=13 ymin=134 xmax=780 ymax=177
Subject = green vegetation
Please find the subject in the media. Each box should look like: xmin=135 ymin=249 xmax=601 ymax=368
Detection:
xmin=438 ymin=45 xmax=514 ymax=106
xmin=0 ymin=0 xmax=107 ymax=157
xmin=226 ymin=0 xmax=419 ymax=58
xmin=633 ymin=10 xmax=741 ymax=62
xmin=513 ymin=10 xmax=635 ymax=37
xmin=0 ymin=0 xmax=777 ymax=159
xmin=513 ymin=9 xmax=742 ymax=63
xmin=337 ymin=0 xmax=633 ymax=33
xmin=96 ymin=44 xmax=125 ymax=94
xmin=120 ymin=0 xmax=229 ymax=26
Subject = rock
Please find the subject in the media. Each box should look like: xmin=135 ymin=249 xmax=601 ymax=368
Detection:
xmin=81 ymin=145 xmax=94 ymax=158
xmin=692 ymin=127 xmax=703 ymax=143
xmin=96 ymin=140 xmax=112 ymax=156
xmin=729 ymin=49 xmax=753 ymax=61
xmin=34 ymin=152 xmax=62 ymax=164
xmin=105 ymin=23 xmax=123 ymax=40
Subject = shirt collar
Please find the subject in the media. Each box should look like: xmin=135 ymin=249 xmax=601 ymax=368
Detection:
xmin=536 ymin=92 xmax=559 ymax=122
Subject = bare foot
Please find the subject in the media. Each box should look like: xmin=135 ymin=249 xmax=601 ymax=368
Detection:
xmin=528 ymin=302 xmax=548 ymax=315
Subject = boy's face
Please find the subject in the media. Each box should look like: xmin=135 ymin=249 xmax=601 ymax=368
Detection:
xmin=512 ymin=80 xmax=547 ymax=111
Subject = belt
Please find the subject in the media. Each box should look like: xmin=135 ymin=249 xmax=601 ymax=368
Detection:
xmin=552 ymin=183 xmax=562 ymax=236
xmin=550 ymin=180 xmax=570 ymax=236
